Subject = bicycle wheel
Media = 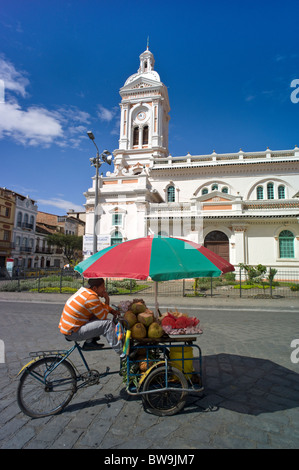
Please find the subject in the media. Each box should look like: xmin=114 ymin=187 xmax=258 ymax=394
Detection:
xmin=142 ymin=365 xmax=188 ymax=416
xmin=17 ymin=356 xmax=77 ymax=418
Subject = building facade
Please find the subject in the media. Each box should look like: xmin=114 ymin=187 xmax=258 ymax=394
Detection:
xmin=36 ymin=211 xmax=85 ymax=268
xmin=0 ymin=188 xmax=15 ymax=270
xmin=84 ymin=47 xmax=299 ymax=270
xmin=0 ymin=187 xmax=86 ymax=272
xmin=11 ymin=193 xmax=38 ymax=269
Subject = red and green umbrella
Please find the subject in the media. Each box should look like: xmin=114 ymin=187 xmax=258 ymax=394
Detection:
xmin=75 ymin=235 xmax=234 ymax=281
xmin=75 ymin=236 xmax=234 ymax=316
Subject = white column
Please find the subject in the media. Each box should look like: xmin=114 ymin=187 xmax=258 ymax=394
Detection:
xmin=233 ymin=226 xmax=248 ymax=264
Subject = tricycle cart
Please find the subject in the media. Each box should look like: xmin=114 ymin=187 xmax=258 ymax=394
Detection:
xmin=73 ymin=235 xmax=234 ymax=417
xmin=122 ymin=333 xmax=204 ymax=416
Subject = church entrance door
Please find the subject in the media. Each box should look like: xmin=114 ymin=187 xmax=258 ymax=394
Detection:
xmin=204 ymin=230 xmax=229 ymax=262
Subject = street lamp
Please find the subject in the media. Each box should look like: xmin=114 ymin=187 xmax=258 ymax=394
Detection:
xmin=87 ymin=131 xmax=112 ymax=254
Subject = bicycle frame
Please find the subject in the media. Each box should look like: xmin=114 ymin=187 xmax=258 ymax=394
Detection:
xmin=18 ymin=341 xmax=110 ymax=388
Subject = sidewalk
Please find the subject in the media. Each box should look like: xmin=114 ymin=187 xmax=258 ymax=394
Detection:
xmin=0 ymin=290 xmax=298 ymax=311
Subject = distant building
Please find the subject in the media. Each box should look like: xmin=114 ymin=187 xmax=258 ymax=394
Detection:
xmin=0 ymin=188 xmax=15 ymax=269
xmin=35 ymin=211 xmax=64 ymax=268
xmin=36 ymin=211 xmax=85 ymax=268
xmin=11 ymin=193 xmax=37 ymax=269
xmin=0 ymin=188 xmax=85 ymax=271
xmin=84 ymin=47 xmax=299 ymax=270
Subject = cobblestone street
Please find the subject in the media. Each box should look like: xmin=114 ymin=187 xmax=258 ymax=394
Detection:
xmin=1 ymin=292 xmax=299 ymax=450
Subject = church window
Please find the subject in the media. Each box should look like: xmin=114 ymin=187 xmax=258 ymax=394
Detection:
xmin=211 ymin=184 xmax=218 ymax=191
xmin=278 ymin=185 xmax=285 ymax=199
xmin=111 ymin=230 xmax=123 ymax=246
xmin=279 ymin=230 xmax=295 ymax=258
xmin=267 ymin=182 xmax=274 ymax=199
xmin=222 ymin=187 xmax=228 ymax=194
xmin=133 ymin=127 xmax=139 ymax=146
xmin=167 ymin=185 xmax=175 ymax=202
xmin=143 ymin=126 xmax=149 ymax=145
xmin=257 ymin=186 xmax=263 ymax=200
xmin=112 ymin=213 xmax=122 ymax=226
xmin=202 ymin=188 xmax=208 ymax=195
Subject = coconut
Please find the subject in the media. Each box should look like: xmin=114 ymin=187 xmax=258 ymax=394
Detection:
xmin=137 ymin=312 xmax=154 ymax=327
xmin=123 ymin=310 xmax=137 ymax=328
xmin=131 ymin=302 xmax=146 ymax=315
xmin=131 ymin=322 xmax=147 ymax=339
xmin=147 ymin=322 xmax=164 ymax=339
xmin=139 ymin=360 xmax=153 ymax=372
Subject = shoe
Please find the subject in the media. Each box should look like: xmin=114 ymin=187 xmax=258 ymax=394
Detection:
xmin=82 ymin=340 xmax=105 ymax=351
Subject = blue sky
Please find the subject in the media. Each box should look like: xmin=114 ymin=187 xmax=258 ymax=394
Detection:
xmin=0 ymin=0 xmax=298 ymax=215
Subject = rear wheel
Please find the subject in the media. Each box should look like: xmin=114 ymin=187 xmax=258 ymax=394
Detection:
xmin=17 ymin=357 xmax=77 ymax=418
xmin=142 ymin=365 xmax=188 ymax=416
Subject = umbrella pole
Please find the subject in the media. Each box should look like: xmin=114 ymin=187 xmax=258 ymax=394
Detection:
xmin=154 ymin=281 xmax=159 ymax=318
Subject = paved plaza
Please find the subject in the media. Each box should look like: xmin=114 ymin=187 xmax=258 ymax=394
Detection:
xmin=0 ymin=291 xmax=299 ymax=450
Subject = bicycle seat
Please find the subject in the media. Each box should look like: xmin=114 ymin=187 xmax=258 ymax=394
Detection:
xmin=64 ymin=336 xmax=73 ymax=342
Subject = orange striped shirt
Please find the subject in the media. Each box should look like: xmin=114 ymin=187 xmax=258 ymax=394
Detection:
xmin=59 ymin=287 xmax=112 ymax=335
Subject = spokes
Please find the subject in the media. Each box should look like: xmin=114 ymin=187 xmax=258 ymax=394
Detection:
xmin=17 ymin=357 xmax=77 ymax=418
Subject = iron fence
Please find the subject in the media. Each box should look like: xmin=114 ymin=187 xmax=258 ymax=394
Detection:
xmin=0 ymin=267 xmax=298 ymax=298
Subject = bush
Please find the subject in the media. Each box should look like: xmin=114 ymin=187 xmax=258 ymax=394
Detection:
xmin=290 ymin=284 xmax=299 ymax=292
xmin=29 ymin=287 xmax=78 ymax=293
xmin=110 ymin=279 xmax=137 ymax=290
xmin=223 ymin=272 xmax=236 ymax=283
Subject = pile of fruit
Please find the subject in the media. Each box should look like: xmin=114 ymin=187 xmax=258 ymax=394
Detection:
xmin=120 ymin=299 xmax=164 ymax=340
xmin=160 ymin=310 xmax=203 ymax=335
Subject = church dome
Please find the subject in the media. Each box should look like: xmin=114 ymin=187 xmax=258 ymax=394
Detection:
xmin=124 ymin=48 xmax=161 ymax=86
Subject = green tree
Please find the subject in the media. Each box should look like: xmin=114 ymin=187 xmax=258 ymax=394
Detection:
xmin=47 ymin=233 xmax=83 ymax=265
xmin=239 ymin=263 xmax=267 ymax=285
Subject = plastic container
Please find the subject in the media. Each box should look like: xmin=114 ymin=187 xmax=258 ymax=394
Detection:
xmin=169 ymin=346 xmax=194 ymax=378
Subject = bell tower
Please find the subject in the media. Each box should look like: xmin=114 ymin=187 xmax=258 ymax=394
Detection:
xmin=114 ymin=46 xmax=170 ymax=170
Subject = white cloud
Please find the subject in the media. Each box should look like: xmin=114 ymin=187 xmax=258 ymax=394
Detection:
xmin=0 ymin=56 xmax=91 ymax=148
xmin=0 ymin=56 xmax=29 ymax=97
xmin=97 ymin=104 xmax=117 ymax=122
xmin=0 ymin=101 xmax=63 ymax=146
xmin=245 ymin=95 xmax=255 ymax=102
xmin=38 ymin=197 xmax=85 ymax=212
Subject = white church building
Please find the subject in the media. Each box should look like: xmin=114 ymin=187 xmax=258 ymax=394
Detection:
xmin=84 ymin=47 xmax=299 ymax=270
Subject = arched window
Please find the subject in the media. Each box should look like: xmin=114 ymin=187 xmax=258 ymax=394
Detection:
xmin=111 ymin=230 xmax=123 ymax=246
xmin=23 ymin=213 xmax=28 ymax=228
xmin=211 ymin=184 xmax=218 ymax=191
xmin=202 ymin=188 xmax=208 ymax=195
xmin=279 ymin=230 xmax=295 ymax=258
xmin=222 ymin=187 xmax=228 ymax=194
xmin=267 ymin=182 xmax=274 ymax=199
xmin=143 ymin=126 xmax=149 ymax=145
xmin=257 ymin=186 xmax=263 ymax=200
xmin=167 ymin=185 xmax=175 ymax=202
xmin=17 ymin=212 xmax=22 ymax=227
xmin=278 ymin=185 xmax=285 ymax=199
xmin=133 ymin=127 xmax=139 ymax=146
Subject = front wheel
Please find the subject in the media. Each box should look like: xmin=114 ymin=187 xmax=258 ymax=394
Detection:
xmin=142 ymin=365 xmax=188 ymax=416
xmin=17 ymin=356 xmax=77 ymax=418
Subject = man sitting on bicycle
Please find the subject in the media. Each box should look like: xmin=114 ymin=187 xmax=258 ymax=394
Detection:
xmin=59 ymin=278 xmax=124 ymax=357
